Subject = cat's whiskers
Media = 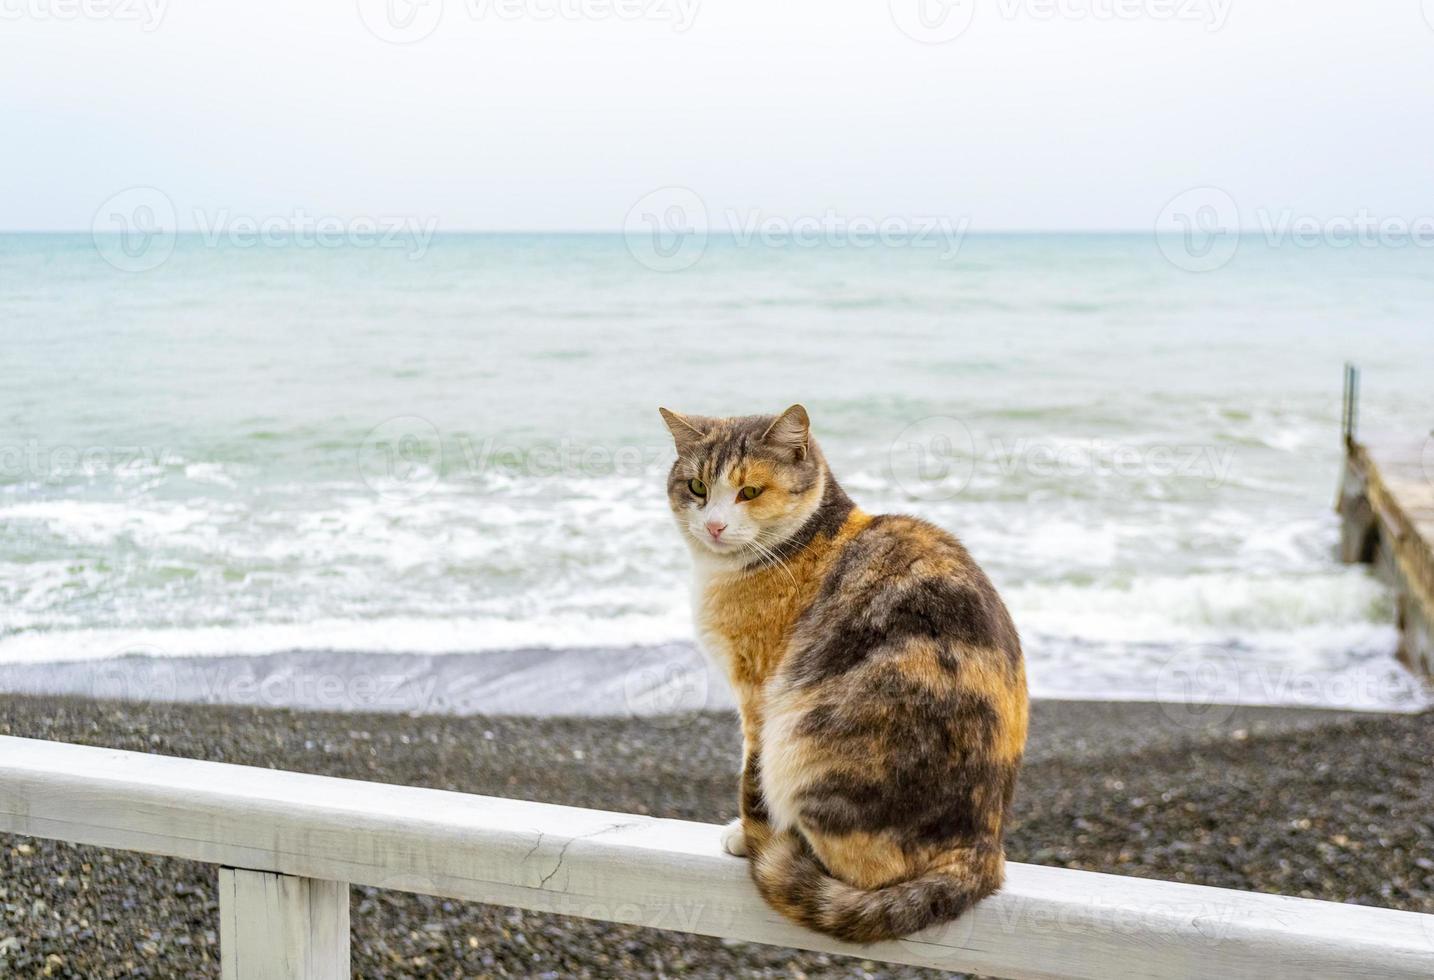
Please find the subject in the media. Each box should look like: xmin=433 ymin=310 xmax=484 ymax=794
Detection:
xmin=746 ymin=533 xmax=798 ymax=587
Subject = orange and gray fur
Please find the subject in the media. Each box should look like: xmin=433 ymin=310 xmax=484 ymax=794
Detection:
xmin=660 ymin=404 xmax=1027 ymax=944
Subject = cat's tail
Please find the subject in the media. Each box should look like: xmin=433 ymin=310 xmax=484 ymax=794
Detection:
xmin=750 ymin=829 xmax=1002 ymax=944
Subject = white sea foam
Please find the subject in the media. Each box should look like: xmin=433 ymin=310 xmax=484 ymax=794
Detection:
xmin=0 ymin=500 xmax=216 ymax=547
xmin=0 ymin=611 xmax=694 ymax=666
xmin=1007 ymin=570 xmax=1391 ymax=644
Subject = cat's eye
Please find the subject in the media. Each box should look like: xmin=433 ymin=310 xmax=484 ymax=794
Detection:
xmin=739 ymin=486 xmax=763 ymax=501
xmin=688 ymin=478 xmax=708 ymax=497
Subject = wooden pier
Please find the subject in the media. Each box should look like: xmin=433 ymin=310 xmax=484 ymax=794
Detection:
xmin=1336 ymin=365 xmax=1434 ymax=678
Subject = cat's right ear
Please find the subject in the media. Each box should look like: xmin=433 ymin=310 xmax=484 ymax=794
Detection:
xmin=659 ymin=407 xmax=707 ymax=454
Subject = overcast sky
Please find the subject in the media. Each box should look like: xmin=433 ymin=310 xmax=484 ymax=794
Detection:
xmin=3 ymin=0 xmax=1432 ymax=231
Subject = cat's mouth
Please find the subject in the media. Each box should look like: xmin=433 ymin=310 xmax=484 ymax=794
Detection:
xmin=690 ymin=527 xmax=753 ymax=556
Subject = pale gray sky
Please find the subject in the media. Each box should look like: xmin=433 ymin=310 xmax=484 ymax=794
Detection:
xmin=3 ymin=0 xmax=1432 ymax=231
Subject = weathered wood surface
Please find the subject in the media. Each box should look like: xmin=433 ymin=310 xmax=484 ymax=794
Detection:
xmin=4 ymin=736 xmax=1433 ymax=979
xmin=218 ymin=868 xmax=348 ymax=980
xmin=1338 ymin=435 xmax=1434 ymax=676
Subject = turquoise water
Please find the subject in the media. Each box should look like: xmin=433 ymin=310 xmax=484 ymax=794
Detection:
xmin=3 ymin=232 xmax=1432 ymax=708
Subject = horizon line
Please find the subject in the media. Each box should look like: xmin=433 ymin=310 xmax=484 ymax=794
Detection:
xmin=6 ymin=228 xmax=1211 ymax=236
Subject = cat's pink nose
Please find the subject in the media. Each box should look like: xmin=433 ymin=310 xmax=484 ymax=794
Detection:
xmin=705 ymin=520 xmax=727 ymax=540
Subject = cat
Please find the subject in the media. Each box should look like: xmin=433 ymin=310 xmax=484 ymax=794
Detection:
xmin=660 ymin=404 xmax=1027 ymax=943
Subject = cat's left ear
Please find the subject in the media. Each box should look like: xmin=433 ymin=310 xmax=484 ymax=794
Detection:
xmin=762 ymin=404 xmax=810 ymax=461
xmin=659 ymin=407 xmax=708 ymax=454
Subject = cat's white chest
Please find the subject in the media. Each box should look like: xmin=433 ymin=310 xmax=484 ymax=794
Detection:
xmin=684 ymin=551 xmax=807 ymax=833
xmin=688 ymin=564 xmax=734 ymax=668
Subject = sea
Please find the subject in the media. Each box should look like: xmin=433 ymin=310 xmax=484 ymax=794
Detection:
xmin=2 ymin=231 xmax=1432 ymax=716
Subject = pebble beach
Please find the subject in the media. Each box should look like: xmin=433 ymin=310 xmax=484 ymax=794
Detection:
xmin=2 ymin=694 xmax=1432 ymax=978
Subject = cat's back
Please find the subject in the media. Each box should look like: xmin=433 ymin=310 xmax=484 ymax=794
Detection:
xmin=784 ymin=513 xmax=1024 ymax=687
xmin=759 ymin=512 xmax=1028 ymax=842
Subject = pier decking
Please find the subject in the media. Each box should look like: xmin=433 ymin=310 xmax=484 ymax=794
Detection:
xmin=1336 ymin=366 xmax=1434 ymax=678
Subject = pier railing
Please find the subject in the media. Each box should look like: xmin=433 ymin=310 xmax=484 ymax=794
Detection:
xmin=3 ymin=735 xmax=1432 ymax=979
xmin=1335 ymin=364 xmax=1434 ymax=678
xmin=1342 ymin=361 xmax=1361 ymax=446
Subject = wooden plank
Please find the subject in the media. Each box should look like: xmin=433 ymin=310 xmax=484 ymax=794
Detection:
xmin=1345 ymin=439 xmax=1434 ymax=677
xmin=2 ymin=735 xmax=1432 ymax=979
xmin=218 ymin=868 xmax=349 ymax=980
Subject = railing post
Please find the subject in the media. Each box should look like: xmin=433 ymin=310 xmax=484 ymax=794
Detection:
xmin=1342 ymin=362 xmax=1361 ymax=447
xmin=218 ymin=868 xmax=349 ymax=980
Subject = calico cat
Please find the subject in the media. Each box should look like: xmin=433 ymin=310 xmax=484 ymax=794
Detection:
xmin=660 ymin=404 xmax=1027 ymax=943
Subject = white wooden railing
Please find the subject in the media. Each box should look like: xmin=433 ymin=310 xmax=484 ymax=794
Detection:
xmin=2 ymin=735 xmax=1432 ymax=979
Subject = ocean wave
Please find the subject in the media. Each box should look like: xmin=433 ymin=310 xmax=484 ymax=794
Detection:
xmin=0 ymin=611 xmax=694 ymax=666
xmin=1007 ymin=569 xmax=1392 ymax=643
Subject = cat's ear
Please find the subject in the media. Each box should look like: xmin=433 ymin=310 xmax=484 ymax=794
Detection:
xmin=659 ymin=407 xmax=707 ymax=453
xmin=762 ymin=404 xmax=810 ymax=461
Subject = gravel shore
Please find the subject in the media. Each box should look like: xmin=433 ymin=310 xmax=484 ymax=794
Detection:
xmin=2 ymin=695 xmax=1431 ymax=978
